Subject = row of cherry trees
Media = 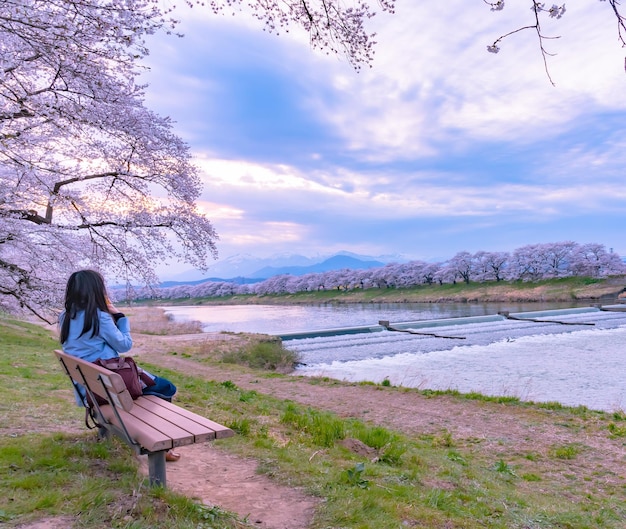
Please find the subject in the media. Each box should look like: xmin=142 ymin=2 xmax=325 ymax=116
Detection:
xmin=116 ymin=241 xmax=625 ymax=301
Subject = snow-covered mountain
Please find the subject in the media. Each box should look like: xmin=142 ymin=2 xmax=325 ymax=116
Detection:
xmin=162 ymin=253 xmax=317 ymax=282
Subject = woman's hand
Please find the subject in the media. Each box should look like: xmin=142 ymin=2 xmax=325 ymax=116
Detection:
xmin=105 ymin=295 xmax=119 ymax=315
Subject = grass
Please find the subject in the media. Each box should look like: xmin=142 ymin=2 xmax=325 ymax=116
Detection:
xmin=0 ymin=316 xmax=79 ymax=432
xmin=161 ymin=328 xmax=299 ymax=373
xmin=2 ymin=315 xmax=626 ymax=528
xmin=0 ymin=433 xmax=246 ymax=527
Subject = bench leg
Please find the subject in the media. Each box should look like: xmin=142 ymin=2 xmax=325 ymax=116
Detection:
xmin=97 ymin=426 xmax=109 ymax=439
xmin=147 ymin=451 xmax=167 ymax=487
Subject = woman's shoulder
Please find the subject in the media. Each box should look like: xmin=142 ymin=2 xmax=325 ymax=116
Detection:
xmin=97 ymin=309 xmax=114 ymax=321
xmin=62 ymin=309 xmax=85 ymax=322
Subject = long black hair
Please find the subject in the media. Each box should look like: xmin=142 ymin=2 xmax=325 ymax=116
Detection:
xmin=60 ymin=269 xmax=110 ymax=344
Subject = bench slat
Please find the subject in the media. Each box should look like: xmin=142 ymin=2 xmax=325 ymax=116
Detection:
xmin=141 ymin=396 xmax=234 ymax=439
xmin=99 ymin=405 xmax=174 ymax=452
xmin=121 ymin=401 xmax=197 ymax=447
xmin=133 ymin=397 xmax=218 ymax=442
xmin=55 ymin=350 xmax=134 ymax=411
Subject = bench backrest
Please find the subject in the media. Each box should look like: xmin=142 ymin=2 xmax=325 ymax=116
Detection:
xmin=55 ymin=349 xmax=134 ymax=411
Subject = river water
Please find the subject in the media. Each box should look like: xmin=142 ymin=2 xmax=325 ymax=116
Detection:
xmin=162 ymin=301 xmax=626 ymax=412
xmin=161 ymin=301 xmax=595 ymax=335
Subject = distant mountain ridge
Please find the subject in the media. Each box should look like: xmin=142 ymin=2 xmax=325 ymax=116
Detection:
xmin=157 ymin=251 xmax=402 ymax=287
xmin=249 ymin=255 xmax=385 ymax=278
xmin=158 ymin=276 xmax=262 ymax=288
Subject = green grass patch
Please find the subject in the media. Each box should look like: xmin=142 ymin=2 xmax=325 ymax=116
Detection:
xmin=550 ymin=443 xmax=583 ymax=460
xmin=0 ymin=316 xmax=81 ymax=435
xmin=608 ymin=422 xmax=626 ymax=437
xmin=0 ymin=433 xmax=246 ymax=528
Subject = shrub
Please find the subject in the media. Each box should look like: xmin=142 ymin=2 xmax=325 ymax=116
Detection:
xmin=221 ymin=339 xmax=300 ymax=372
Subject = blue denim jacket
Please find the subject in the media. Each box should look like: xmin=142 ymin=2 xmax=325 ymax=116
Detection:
xmin=60 ymin=309 xmax=132 ymax=362
xmin=60 ymin=309 xmax=133 ymax=405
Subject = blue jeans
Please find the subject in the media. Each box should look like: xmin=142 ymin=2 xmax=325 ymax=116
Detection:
xmin=142 ymin=375 xmax=177 ymax=402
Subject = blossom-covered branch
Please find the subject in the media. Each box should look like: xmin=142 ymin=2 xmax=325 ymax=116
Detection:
xmin=200 ymin=0 xmax=396 ymax=70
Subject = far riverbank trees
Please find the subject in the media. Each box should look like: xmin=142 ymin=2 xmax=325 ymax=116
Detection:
xmin=119 ymin=241 xmax=625 ymax=301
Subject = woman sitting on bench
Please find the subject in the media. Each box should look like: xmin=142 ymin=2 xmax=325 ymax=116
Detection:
xmin=59 ymin=269 xmax=181 ymax=462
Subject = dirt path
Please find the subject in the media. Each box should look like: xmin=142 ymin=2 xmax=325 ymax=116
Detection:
xmin=131 ymin=332 xmax=324 ymax=529
xmin=125 ymin=331 xmax=624 ymax=529
xmin=137 ymin=445 xmax=318 ymax=529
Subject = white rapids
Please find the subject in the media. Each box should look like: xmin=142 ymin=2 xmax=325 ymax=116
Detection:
xmin=288 ymin=307 xmax=626 ymax=412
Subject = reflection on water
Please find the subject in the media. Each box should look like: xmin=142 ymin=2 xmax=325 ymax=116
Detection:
xmin=162 ymin=301 xmax=593 ymax=335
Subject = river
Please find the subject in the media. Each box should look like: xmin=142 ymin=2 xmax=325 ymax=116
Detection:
xmin=161 ymin=300 xmax=595 ymax=335
xmin=162 ymin=301 xmax=626 ymax=412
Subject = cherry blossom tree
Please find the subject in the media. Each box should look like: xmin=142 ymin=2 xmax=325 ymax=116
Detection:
xmin=114 ymin=241 xmax=624 ymax=301
xmin=474 ymin=251 xmax=509 ymax=282
xmin=351 ymin=268 xmax=375 ymax=289
xmin=542 ymin=241 xmax=578 ymax=278
xmin=506 ymin=242 xmax=578 ymax=281
xmin=420 ymin=262 xmax=441 ymax=285
xmin=445 ymin=251 xmax=476 ymax=284
xmin=294 ymin=273 xmax=323 ymax=292
xmin=0 ymin=0 xmax=395 ymax=320
xmin=507 ymin=244 xmax=550 ymax=281
xmin=570 ymin=243 xmax=626 ymax=277
xmin=369 ymin=263 xmax=398 ymax=288
xmin=205 ymin=0 xmax=396 ymax=71
xmin=391 ymin=262 xmax=425 ymax=288
xmin=1 ymin=0 xmax=217 ymax=319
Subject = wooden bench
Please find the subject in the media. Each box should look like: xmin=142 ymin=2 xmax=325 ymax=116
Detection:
xmin=55 ymin=349 xmax=234 ymax=487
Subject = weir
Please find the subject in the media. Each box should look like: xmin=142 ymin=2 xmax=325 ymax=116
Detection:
xmin=288 ymin=306 xmax=626 ymax=412
xmin=277 ymin=306 xmax=603 ymax=341
xmin=277 ymin=324 xmax=383 ymax=341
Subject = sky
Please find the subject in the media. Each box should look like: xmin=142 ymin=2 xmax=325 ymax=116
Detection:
xmin=140 ymin=1 xmax=626 ymax=278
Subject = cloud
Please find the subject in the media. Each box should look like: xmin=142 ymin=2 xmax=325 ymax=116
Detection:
xmin=139 ymin=2 xmax=626 ymax=267
xmin=295 ymin=2 xmax=626 ymax=160
xmin=196 ymin=153 xmax=626 ymax=226
xmin=532 ymin=125 xmax=626 ymax=184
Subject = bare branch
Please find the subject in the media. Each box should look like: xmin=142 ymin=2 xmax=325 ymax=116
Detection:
xmin=604 ymin=0 xmax=626 ymax=46
xmin=486 ymin=1 xmax=566 ymax=85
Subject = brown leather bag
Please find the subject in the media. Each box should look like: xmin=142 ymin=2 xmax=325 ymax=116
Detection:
xmin=90 ymin=356 xmax=154 ymax=405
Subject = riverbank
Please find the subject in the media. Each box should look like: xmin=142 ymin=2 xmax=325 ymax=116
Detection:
xmin=147 ymin=276 xmax=626 ymax=306
xmin=3 ymin=308 xmax=626 ymax=529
